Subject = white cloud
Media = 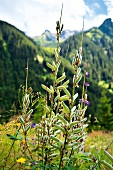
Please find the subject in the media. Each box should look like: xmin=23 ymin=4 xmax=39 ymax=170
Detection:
xmin=103 ymin=0 xmax=113 ymax=20
xmin=0 ymin=0 xmax=112 ymax=36
xmin=84 ymin=14 xmax=108 ymax=30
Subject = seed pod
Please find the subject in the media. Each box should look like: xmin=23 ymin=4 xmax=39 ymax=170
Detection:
xmin=62 ymin=80 xmax=69 ymax=86
xmin=70 ymin=121 xmax=79 ymax=128
xmin=54 ymin=124 xmax=65 ymax=133
xmin=57 ymin=114 xmax=68 ymax=125
xmin=46 ymin=62 xmax=55 ymax=71
xmin=60 ymin=95 xmax=69 ymax=101
xmin=73 ymin=93 xmax=78 ymax=102
xmin=63 ymin=87 xmax=71 ymax=97
xmin=51 ymin=136 xmax=64 ymax=146
xmin=101 ymin=160 xmax=113 ymax=170
xmin=56 ymin=74 xmax=66 ymax=84
xmin=41 ymin=84 xmax=53 ymax=94
xmin=62 ymin=102 xmax=70 ymax=113
xmin=104 ymin=150 xmax=113 ymax=162
xmin=52 ymin=144 xmax=61 ymax=150
xmin=20 ymin=116 xmax=25 ymax=124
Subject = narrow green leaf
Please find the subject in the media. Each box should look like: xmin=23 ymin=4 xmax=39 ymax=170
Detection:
xmin=77 ymin=67 xmax=81 ymax=76
xmin=62 ymin=80 xmax=69 ymax=86
xmin=51 ymin=145 xmax=61 ymax=150
xmin=66 ymin=142 xmax=78 ymax=148
xmin=62 ymin=102 xmax=70 ymax=113
xmin=83 ymin=124 xmax=88 ymax=129
xmin=46 ymin=62 xmax=55 ymax=70
xmin=7 ymin=134 xmax=20 ymax=141
xmin=104 ymin=150 xmax=113 ymax=162
xmin=26 ymin=124 xmax=31 ymax=132
xmin=70 ymin=121 xmax=79 ymax=128
xmin=27 ymin=109 xmax=33 ymax=119
xmin=68 ymin=135 xmax=78 ymax=141
xmin=57 ymin=114 xmax=68 ymax=125
xmin=57 ymin=85 xmax=65 ymax=90
xmin=17 ymin=130 xmax=23 ymax=140
xmin=68 ymin=127 xmax=82 ymax=134
xmin=60 ymin=95 xmax=69 ymax=101
xmin=71 ymin=106 xmax=76 ymax=113
xmin=41 ymin=84 xmax=52 ymax=93
xmin=54 ymin=124 xmax=65 ymax=133
xmin=62 ymin=157 xmax=69 ymax=161
xmin=76 ymin=74 xmax=82 ymax=84
xmin=44 ymin=106 xmax=50 ymax=113
xmin=48 ymin=153 xmax=59 ymax=158
xmin=51 ymin=136 xmax=64 ymax=145
xmin=63 ymin=87 xmax=71 ymax=97
xmin=73 ymin=145 xmax=81 ymax=151
xmin=101 ymin=160 xmax=113 ymax=170
xmin=73 ymin=93 xmax=78 ymax=102
xmin=54 ymin=95 xmax=60 ymax=101
xmin=20 ymin=116 xmax=25 ymax=124
xmin=56 ymin=74 xmax=66 ymax=84
xmin=81 ymin=117 xmax=87 ymax=122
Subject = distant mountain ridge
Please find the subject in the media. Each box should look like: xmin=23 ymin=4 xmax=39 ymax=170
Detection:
xmin=0 ymin=20 xmax=74 ymax=122
xmin=99 ymin=18 xmax=113 ymax=38
xmin=0 ymin=18 xmax=113 ymax=124
xmin=60 ymin=18 xmax=113 ymax=82
xmin=33 ymin=29 xmax=78 ymax=47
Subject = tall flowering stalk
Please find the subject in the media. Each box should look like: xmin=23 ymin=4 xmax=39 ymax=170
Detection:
xmin=3 ymin=6 xmax=100 ymax=170
xmin=31 ymin=8 xmax=98 ymax=170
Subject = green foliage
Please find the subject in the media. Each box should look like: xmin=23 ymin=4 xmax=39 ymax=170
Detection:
xmin=97 ymin=90 xmax=113 ymax=131
xmin=1 ymin=15 xmax=113 ymax=169
xmin=1 ymin=14 xmax=101 ymax=169
xmin=1 ymin=19 xmax=113 ymax=127
xmin=60 ymin=19 xmax=113 ymax=82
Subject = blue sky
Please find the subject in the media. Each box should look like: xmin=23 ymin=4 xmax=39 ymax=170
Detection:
xmin=0 ymin=0 xmax=112 ymax=37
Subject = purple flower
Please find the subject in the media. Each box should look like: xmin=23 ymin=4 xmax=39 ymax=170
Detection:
xmin=84 ymin=100 xmax=90 ymax=106
xmin=79 ymin=99 xmax=90 ymax=106
xmin=84 ymin=82 xmax=89 ymax=86
xmin=31 ymin=123 xmax=36 ymax=128
xmin=85 ymin=72 xmax=90 ymax=77
xmin=32 ymin=161 xmax=37 ymax=165
xmin=79 ymin=99 xmax=84 ymax=103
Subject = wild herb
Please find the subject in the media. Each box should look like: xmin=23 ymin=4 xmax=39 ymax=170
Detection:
xmin=1 ymin=5 xmax=113 ymax=170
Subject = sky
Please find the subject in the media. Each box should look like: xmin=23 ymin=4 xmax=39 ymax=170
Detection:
xmin=0 ymin=0 xmax=113 ymax=37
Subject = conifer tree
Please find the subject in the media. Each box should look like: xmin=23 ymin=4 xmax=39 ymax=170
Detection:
xmin=98 ymin=90 xmax=113 ymax=130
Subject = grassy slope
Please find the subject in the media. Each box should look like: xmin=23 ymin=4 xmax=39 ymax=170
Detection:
xmin=0 ymin=120 xmax=113 ymax=169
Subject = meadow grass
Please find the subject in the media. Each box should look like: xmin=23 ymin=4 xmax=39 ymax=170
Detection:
xmin=0 ymin=121 xmax=113 ymax=169
xmin=1 ymin=6 xmax=113 ymax=170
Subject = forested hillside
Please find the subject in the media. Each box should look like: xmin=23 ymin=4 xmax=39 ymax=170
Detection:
xmin=0 ymin=21 xmax=73 ymax=122
xmin=60 ymin=18 xmax=113 ymax=82
xmin=0 ymin=19 xmax=113 ymax=127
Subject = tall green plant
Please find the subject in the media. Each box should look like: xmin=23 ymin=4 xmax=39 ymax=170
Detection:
xmin=30 ymin=10 xmax=98 ymax=170
xmin=2 ymin=6 xmax=104 ymax=170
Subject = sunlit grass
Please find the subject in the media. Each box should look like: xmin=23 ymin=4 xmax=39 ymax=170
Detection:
xmin=1 ymin=120 xmax=113 ymax=169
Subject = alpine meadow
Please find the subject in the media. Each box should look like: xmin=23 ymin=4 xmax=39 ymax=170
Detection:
xmin=0 ymin=4 xmax=113 ymax=170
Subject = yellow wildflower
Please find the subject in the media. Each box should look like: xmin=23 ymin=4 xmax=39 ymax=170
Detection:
xmin=21 ymin=140 xmax=25 ymax=145
xmin=17 ymin=157 xmax=26 ymax=164
xmin=14 ymin=123 xmax=21 ymax=128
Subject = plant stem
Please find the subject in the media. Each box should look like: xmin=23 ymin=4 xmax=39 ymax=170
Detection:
xmin=9 ymin=162 xmax=16 ymax=170
xmin=3 ymin=126 xmax=21 ymax=169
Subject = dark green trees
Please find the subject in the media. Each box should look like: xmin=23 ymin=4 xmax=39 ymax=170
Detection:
xmin=98 ymin=90 xmax=113 ymax=131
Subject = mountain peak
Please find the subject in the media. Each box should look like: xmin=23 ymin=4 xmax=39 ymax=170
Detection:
xmin=43 ymin=29 xmax=51 ymax=34
xmin=60 ymin=29 xmax=78 ymax=39
xmin=99 ymin=18 xmax=113 ymax=38
xmin=101 ymin=18 xmax=113 ymax=26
